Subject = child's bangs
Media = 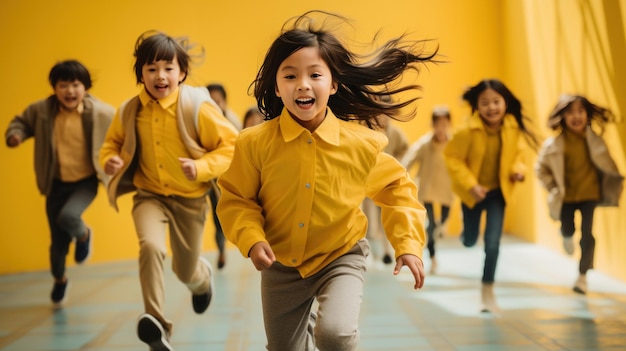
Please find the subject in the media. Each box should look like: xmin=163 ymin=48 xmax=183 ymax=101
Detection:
xmin=147 ymin=41 xmax=178 ymax=64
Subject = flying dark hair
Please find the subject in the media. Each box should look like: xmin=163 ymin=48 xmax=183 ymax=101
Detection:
xmin=463 ymin=79 xmax=540 ymax=149
xmin=133 ymin=30 xmax=197 ymax=84
xmin=547 ymin=94 xmax=614 ymax=134
xmin=207 ymin=83 xmax=227 ymax=101
xmin=49 ymin=60 xmax=92 ymax=90
xmin=252 ymin=10 xmax=439 ymax=128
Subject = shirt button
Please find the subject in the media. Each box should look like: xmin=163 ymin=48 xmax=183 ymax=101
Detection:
xmin=307 ymin=139 xmax=312 ymax=144
xmin=155 ymin=119 xmax=159 ymax=122
xmin=298 ymin=223 xmax=304 ymax=228
xmin=159 ymin=164 xmax=163 ymax=168
xmin=156 ymin=141 xmax=160 ymax=145
xmin=305 ymin=183 xmax=310 ymax=189
xmin=291 ymin=259 xmax=298 ymax=264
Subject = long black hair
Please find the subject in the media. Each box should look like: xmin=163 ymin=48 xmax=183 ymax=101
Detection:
xmin=547 ymin=94 xmax=614 ymax=134
xmin=252 ymin=11 xmax=439 ymax=128
xmin=463 ymin=79 xmax=540 ymax=149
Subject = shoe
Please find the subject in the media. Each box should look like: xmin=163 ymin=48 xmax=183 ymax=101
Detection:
xmin=433 ymin=223 xmax=444 ymax=238
xmin=192 ymin=257 xmax=214 ymax=314
xmin=137 ymin=314 xmax=172 ymax=351
xmin=480 ymin=283 xmax=501 ymax=315
xmin=430 ymin=257 xmax=438 ymax=275
xmin=573 ymin=274 xmax=587 ymax=294
xmin=217 ymin=251 xmax=226 ymax=270
xmin=562 ymin=236 xmax=574 ymax=256
xmin=51 ymin=279 xmax=69 ymax=304
xmin=382 ymin=254 xmax=393 ymax=265
xmin=74 ymin=227 xmax=92 ymax=264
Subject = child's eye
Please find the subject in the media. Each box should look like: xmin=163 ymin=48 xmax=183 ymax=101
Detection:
xmin=284 ymin=75 xmax=296 ymax=79
xmin=311 ymin=73 xmax=321 ymax=78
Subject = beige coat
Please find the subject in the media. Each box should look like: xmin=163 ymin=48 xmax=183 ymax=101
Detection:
xmin=535 ymin=126 xmax=624 ymax=220
xmin=402 ymin=132 xmax=454 ymax=205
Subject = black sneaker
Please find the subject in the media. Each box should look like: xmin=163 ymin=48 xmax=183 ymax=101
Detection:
xmin=137 ymin=314 xmax=172 ymax=351
xmin=382 ymin=254 xmax=393 ymax=265
xmin=74 ymin=227 xmax=92 ymax=264
xmin=192 ymin=257 xmax=214 ymax=314
xmin=51 ymin=279 xmax=69 ymax=304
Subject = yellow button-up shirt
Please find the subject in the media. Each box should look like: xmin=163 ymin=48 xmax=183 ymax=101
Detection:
xmin=217 ymin=108 xmax=425 ymax=278
xmin=101 ymin=87 xmax=237 ymax=198
xmin=54 ymin=103 xmax=95 ymax=181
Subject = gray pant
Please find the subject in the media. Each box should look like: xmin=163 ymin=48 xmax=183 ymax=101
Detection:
xmin=46 ymin=175 xmax=98 ymax=280
xmin=261 ymin=239 xmax=369 ymax=351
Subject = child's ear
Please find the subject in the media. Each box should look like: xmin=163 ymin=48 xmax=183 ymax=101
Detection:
xmin=330 ymin=81 xmax=338 ymax=95
xmin=275 ymin=87 xmax=281 ymax=97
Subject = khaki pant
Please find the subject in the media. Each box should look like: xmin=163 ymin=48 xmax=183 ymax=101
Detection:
xmin=261 ymin=239 xmax=369 ymax=351
xmin=132 ymin=189 xmax=211 ymax=333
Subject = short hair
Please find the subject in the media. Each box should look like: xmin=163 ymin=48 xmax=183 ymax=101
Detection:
xmin=48 ymin=60 xmax=92 ymax=89
xmin=431 ymin=105 xmax=451 ymax=123
xmin=133 ymin=30 xmax=191 ymax=84
xmin=207 ymin=83 xmax=227 ymax=101
xmin=547 ymin=94 xmax=614 ymax=132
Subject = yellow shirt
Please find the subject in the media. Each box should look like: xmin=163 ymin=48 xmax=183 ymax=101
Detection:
xmin=563 ymin=130 xmax=600 ymax=202
xmin=477 ymin=130 xmax=501 ymax=190
xmin=101 ymin=87 xmax=237 ymax=198
xmin=53 ymin=103 xmax=95 ymax=181
xmin=217 ymin=108 xmax=425 ymax=278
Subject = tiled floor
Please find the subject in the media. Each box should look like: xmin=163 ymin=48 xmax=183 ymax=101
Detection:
xmin=1 ymin=235 xmax=626 ymax=350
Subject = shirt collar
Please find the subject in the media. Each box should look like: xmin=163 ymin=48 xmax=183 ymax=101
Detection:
xmin=279 ymin=108 xmax=340 ymax=146
xmin=139 ymin=86 xmax=179 ymax=109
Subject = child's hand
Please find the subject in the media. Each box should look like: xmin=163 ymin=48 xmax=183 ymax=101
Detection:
xmin=104 ymin=155 xmax=124 ymax=176
xmin=510 ymin=173 xmax=525 ymax=182
xmin=393 ymin=254 xmax=425 ymax=290
xmin=178 ymin=157 xmax=197 ymax=180
xmin=249 ymin=242 xmax=276 ymax=271
xmin=470 ymin=185 xmax=488 ymax=202
xmin=6 ymin=135 xmax=21 ymax=147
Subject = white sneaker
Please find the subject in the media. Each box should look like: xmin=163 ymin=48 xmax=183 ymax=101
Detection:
xmin=480 ymin=283 xmax=501 ymax=315
xmin=430 ymin=257 xmax=438 ymax=275
xmin=573 ymin=274 xmax=587 ymax=294
xmin=562 ymin=237 xmax=575 ymax=255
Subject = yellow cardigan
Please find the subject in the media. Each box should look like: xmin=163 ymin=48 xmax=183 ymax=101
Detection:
xmin=444 ymin=113 xmax=527 ymax=208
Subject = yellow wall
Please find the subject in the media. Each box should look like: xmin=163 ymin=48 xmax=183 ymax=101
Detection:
xmin=0 ymin=0 xmax=504 ymax=274
xmin=503 ymin=0 xmax=626 ymax=281
xmin=2 ymin=0 xmax=624 ymax=282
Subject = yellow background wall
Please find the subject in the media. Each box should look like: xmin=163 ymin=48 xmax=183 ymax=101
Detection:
xmin=1 ymin=1 xmax=624 ymax=282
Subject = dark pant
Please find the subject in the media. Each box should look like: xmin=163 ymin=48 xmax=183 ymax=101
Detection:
xmin=46 ymin=176 xmax=98 ymax=280
xmin=461 ymin=189 xmax=505 ymax=283
xmin=207 ymin=187 xmax=225 ymax=254
xmin=424 ymin=202 xmax=450 ymax=258
xmin=560 ymin=201 xmax=596 ymax=274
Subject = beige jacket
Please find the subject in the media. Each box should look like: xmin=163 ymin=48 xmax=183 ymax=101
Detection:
xmin=535 ymin=126 xmax=624 ymax=220
xmin=5 ymin=95 xmax=114 ymax=195
xmin=403 ymin=132 xmax=454 ymax=205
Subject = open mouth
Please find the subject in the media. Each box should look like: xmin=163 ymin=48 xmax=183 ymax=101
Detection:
xmin=155 ymin=84 xmax=168 ymax=91
xmin=295 ymin=97 xmax=315 ymax=107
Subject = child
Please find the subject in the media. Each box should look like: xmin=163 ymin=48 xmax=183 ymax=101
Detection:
xmin=444 ymin=79 xmax=538 ymax=314
xmin=4 ymin=60 xmax=114 ymax=305
xmin=217 ymin=11 xmax=433 ymax=350
xmin=206 ymin=83 xmax=242 ymax=270
xmin=100 ymin=31 xmax=238 ymax=351
xmin=362 ymin=112 xmax=410 ymax=265
xmin=242 ymin=106 xmax=265 ymax=128
xmin=402 ymin=105 xmax=454 ymax=274
xmin=535 ymin=94 xmax=623 ymax=294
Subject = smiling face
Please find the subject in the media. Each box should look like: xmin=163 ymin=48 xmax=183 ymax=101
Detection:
xmin=275 ymin=46 xmax=337 ymax=132
xmin=54 ymin=80 xmax=86 ymax=112
xmin=141 ymin=57 xmax=186 ymax=100
xmin=562 ymin=99 xmax=588 ymax=135
xmin=477 ymin=88 xmax=506 ymax=130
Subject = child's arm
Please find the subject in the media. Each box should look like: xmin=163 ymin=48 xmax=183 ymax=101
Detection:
xmin=216 ymin=133 xmax=268 ymax=264
xmin=193 ymin=103 xmax=239 ymax=182
xmin=5 ymin=102 xmax=40 ymax=147
xmin=366 ymin=152 xmax=426 ymax=289
xmin=443 ymin=129 xmax=479 ymax=192
xmin=534 ymin=140 xmax=557 ymax=191
xmin=99 ymin=110 xmax=126 ymax=176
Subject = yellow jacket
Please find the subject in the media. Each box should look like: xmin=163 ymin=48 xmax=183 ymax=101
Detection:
xmin=444 ymin=113 xmax=527 ymax=208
